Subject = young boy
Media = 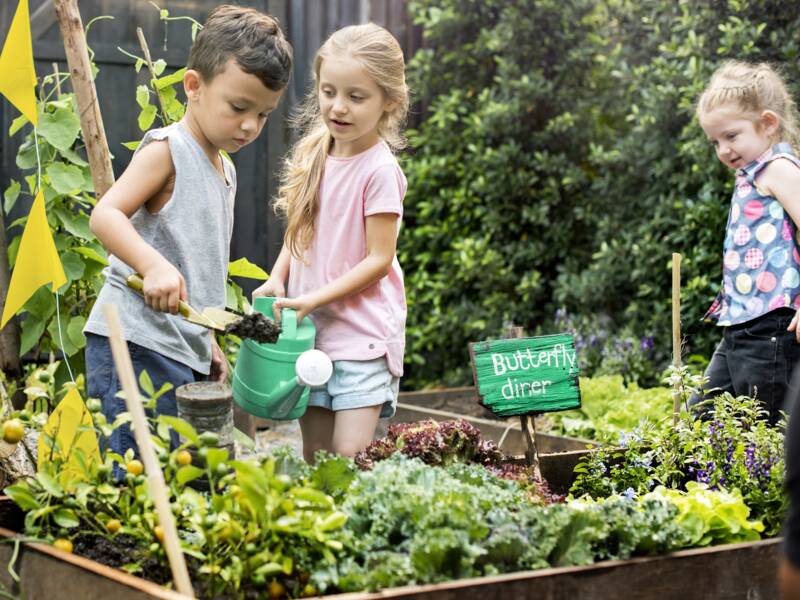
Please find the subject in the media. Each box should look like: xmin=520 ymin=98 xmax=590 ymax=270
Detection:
xmin=83 ymin=5 xmax=292 ymax=458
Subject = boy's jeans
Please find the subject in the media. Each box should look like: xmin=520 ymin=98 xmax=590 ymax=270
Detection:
xmin=85 ymin=333 xmax=200 ymax=462
xmin=689 ymin=308 xmax=800 ymax=424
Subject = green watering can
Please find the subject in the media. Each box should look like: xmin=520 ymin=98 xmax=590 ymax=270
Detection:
xmin=232 ymin=297 xmax=332 ymax=420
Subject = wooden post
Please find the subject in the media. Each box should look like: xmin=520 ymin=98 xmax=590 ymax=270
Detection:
xmin=672 ymin=253 xmax=682 ymax=424
xmin=103 ymin=305 xmax=195 ymax=598
xmin=53 ymin=0 xmax=115 ymax=198
xmin=503 ymin=325 xmax=541 ymax=477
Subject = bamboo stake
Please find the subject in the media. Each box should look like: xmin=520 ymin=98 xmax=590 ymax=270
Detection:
xmin=136 ymin=28 xmax=170 ymax=122
xmin=672 ymin=253 xmax=682 ymax=425
xmin=103 ymin=305 xmax=195 ymax=598
xmin=53 ymin=0 xmax=115 ymax=198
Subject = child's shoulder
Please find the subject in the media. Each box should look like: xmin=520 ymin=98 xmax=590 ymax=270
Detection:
xmin=756 ymin=150 xmax=800 ymax=199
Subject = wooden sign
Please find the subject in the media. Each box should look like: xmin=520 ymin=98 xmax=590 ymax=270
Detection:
xmin=469 ymin=333 xmax=581 ymax=417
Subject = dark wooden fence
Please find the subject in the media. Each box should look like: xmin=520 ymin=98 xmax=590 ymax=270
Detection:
xmin=0 ymin=0 xmax=421 ymax=295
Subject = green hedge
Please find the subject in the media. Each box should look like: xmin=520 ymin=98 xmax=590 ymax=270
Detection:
xmin=399 ymin=0 xmax=800 ymax=388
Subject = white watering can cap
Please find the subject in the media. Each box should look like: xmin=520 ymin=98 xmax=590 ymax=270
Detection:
xmin=295 ymin=349 xmax=333 ymax=387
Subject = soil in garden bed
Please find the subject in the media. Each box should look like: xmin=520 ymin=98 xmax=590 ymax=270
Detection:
xmin=71 ymin=532 xmax=272 ymax=600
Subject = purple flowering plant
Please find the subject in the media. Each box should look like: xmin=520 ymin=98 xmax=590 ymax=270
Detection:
xmin=554 ymin=308 xmax=661 ymax=387
xmin=571 ymin=392 xmax=786 ymax=536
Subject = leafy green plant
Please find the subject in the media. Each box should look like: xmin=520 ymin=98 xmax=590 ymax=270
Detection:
xmin=540 ymin=375 xmax=672 ymax=442
xmin=570 ymin=392 xmax=787 ymax=535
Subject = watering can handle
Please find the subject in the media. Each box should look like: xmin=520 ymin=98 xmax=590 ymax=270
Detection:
xmin=281 ymin=307 xmax=297 ymax=338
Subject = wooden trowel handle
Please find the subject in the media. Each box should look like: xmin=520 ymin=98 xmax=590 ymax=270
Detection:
xmin=125 ymin=274 xmax=192 ymax=320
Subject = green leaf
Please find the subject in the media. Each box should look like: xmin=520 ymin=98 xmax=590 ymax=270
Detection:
xmin=47 ymin=313 xmax=79 ymax=357
xmin=205 ymin=447 xmax=229 ymax=471
xmin=5 ymin=485 xmax=41 ymax=511
xmin=72 ymin=246 xmax=107 ymax=265
xmin=24 ymin=286 xmax=57 ymax=320
xmin=38 ymin=108 xmax=82 ymax=151
xmin=136 ymin=85 xmax=150 ymax=109
xmin=139 ymin=370 xmax=155 ymax=397
xmin=61 ymin=251 xmax=85 ymax=281
xmin=53 ymin=206 xmax=93 ymax=240
xmin=47 ymin=162 xmax=85 ymax=194
xmin=153 ymin=59 xmax=167 ymax=77
xmin=176 ymin=465 xmax=204 ymax=485
xmin=37 ymin=472 xmax=64 ymax=498
xmin=58 ymin=146 xmax=89 ymax=167
xmin=228 ymin=257 xmax=269 ymax=280
xmin=138 ymin=105 xmax=157 ymax=132
xmin=157 ymin=415 xmax=199 ymax=445
xmin=67 ymin=315 xmax=87 ymax=350
xmin=154 ymin=67 xmax=186 ymax=90
xmin=53 ymin=508 xmax=80 ymax=528
xmin=121 ymin=141 xmax=141 ymax=151
xmin=20 ymin=315 xmax=46 ymax=355
xmin=8 ymin=114 xmax=29 ymax=136
xmin=4 ymin=180 xmax=21 ymax=214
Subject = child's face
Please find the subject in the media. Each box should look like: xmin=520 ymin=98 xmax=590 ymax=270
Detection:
xmin=700 ymin=107 xmax=777 ymax=170
xmin=186 ymin=58 xmax=284 ymax=154
xmin=318 ymin=55 xmax=394 ymax=157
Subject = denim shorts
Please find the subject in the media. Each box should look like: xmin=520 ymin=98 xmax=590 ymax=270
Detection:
xmin=85 ymin=333 xmax=201 ymax=462
xmin=307 ymin=357 xmax=399 ymax=418
xmin=689 ymin=308 xmax=800 ymax=424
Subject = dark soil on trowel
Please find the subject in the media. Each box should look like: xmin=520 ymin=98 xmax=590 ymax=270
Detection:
xmin=225 ymin=312 xmax=281 ymax=344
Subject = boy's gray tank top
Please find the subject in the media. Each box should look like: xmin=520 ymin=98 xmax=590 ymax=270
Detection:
xmin=84 ymin=121 xmax=236 ymax=374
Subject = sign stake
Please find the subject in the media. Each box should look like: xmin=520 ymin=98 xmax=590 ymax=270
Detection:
xmin=672 ymin=253 xmax=682 ymax=425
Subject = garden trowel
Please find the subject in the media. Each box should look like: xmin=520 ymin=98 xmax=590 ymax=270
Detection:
xmin=125 ymin=274 xmax=281 ymax=343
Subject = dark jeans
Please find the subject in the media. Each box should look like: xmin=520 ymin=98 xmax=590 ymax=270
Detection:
xmin=85 ymin=333 xmax=201 ymax=467
xmin=689 ymin=308 xmax=800 ymax=424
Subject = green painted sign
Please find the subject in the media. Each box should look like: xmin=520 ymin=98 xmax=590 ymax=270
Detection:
xmin=469 ymin=333 xmax=581 ymax=417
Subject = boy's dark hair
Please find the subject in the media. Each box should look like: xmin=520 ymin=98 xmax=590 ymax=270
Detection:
xmin=188 ymin=5 xmax=292 ymax=91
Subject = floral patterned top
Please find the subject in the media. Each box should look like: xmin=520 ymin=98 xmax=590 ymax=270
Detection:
xmin=706 ymin=142 xmax=800 ymax=326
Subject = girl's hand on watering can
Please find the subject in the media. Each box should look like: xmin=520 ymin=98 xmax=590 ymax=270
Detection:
xmin=272 ymin=295 xmax=315 ymax=323
xmin=252 ymin=277 xmax=285 ymax=300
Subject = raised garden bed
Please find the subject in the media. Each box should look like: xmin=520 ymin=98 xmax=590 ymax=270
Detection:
xmin=0 ymin=527 xmax=779 ymax=599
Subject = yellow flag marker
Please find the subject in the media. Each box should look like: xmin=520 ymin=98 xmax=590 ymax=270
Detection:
xmin=0 ymin=0 xmax=38 ymax=125
xmin=38 ymin=387 xmax=101 ymax=487
xmin=1 ymin=191 xmax=67 ymax=328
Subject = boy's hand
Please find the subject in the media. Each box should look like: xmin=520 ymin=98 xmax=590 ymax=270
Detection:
xmin=142 ymin=262 xmax=187 ymax=314
xmin=790 ymin=310 xmax=800 ymax=343
xmin=272 ymin=295 xmax=316 ymax=323
xmin=210 ymin=337 xmax=228 ymax=382
xmin=252 ymin=277 xmax=286 ymax=300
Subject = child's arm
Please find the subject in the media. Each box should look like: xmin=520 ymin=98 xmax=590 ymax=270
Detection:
xmin=89 ymin=141 xmax=186 ymax=314
xmin=273 ymin=213 xmax=398 ymax=321
xmin=760 ymin=159 xmax=800 ymax=341
xmin=252 ymin=243 xmax=291 ymax=299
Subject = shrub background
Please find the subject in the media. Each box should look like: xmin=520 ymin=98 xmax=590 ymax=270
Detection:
xmin=399 ymin=0 xmax=800 ymax=388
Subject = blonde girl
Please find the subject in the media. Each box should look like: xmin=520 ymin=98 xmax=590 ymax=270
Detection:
xmin=691 ymin=60 xmax=800 ymax=424
xmin=253 ymin=24 xmax=409 ymax=461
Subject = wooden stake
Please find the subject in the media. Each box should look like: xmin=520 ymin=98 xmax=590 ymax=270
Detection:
xmin=53 ymin=0 xmax=115 ymax=198
xmin=672 ymin=253 xmax=682 ymax=424
xmin=136 ymin=28 xmax=170 ymax=122
xmin=504 ymin=325 xmax=542 ymax=478
xmin=103 ymin=305 xmax=195 ymax=598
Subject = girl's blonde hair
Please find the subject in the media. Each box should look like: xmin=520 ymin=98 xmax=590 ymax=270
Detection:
xmin=696 ymin=60 xmax=800 ymax=150
xmin=274 ymin=23 xmax=409 ymax=257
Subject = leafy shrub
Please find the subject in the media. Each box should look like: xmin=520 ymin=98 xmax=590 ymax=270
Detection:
xmin=400 ymin=0 xmax=800 ymax=388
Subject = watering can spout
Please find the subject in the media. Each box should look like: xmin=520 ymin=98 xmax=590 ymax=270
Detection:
xmin=265 ymin=376 xmax=306 ymax=419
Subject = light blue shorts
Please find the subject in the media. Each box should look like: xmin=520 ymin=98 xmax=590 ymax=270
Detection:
xmin=307 ymin=357 xmax=399 ymax=418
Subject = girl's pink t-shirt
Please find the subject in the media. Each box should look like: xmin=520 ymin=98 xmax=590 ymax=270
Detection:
xmin=288 ymin=140 xmax=407 ymax=377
